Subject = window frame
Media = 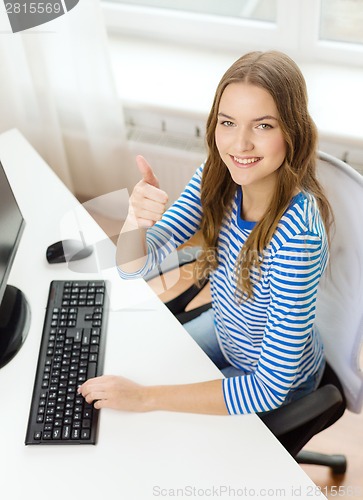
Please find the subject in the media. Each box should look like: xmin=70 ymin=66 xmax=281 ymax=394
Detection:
xmin=102 ymin=0 xmax=300 ymax=52
xmin=102 ymin=0 xmax=363 ymax=67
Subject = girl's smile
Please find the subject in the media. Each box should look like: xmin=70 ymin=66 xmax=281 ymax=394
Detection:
xmin=230 ymin=155 xmax=263 ymax=168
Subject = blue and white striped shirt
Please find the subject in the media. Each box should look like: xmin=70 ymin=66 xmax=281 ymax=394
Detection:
xmin=118 ymin=164 xmax=328 ymax=415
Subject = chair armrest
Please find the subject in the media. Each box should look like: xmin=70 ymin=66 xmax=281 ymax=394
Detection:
xmin=258 ymin=384 xmax=343 ymax=437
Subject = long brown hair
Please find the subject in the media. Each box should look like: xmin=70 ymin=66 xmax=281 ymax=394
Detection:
xmin=195 ymin=51 xmax=332 ymax=300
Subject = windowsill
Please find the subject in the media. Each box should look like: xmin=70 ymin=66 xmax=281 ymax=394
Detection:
xmin=108 ymin=34 xmax=363 ymax=157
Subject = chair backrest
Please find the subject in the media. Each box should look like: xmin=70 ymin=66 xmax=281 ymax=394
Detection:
xmin=315 ymin=151 xmax=363 ymax=413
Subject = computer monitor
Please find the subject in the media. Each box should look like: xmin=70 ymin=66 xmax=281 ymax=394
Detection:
xmin=0 ymin=159 xmax=30 ymax=369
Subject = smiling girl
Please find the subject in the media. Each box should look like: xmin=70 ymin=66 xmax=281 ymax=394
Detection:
xmin=79 ymin=51 xmax=332 ymax=416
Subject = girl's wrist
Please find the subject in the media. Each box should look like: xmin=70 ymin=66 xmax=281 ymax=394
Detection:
xmin=123 ymin=212 xmax=139 ymax=231
xmin=139 ymin=385 xmax=158 ymax=412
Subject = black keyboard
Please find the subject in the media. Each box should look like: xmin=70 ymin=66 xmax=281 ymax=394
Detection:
xmin=25 ymin=280 xmax=108 ymax=445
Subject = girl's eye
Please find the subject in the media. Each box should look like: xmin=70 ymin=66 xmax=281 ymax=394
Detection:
xmin=257 ymin=123 xmax=272 ymax=130
xmin=221 ymin=120 xmax=235 ymax=127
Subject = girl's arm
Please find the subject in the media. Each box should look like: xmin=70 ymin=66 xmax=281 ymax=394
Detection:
xmin=78 ymin=375 xmax=229 ymax=416
xmin=117 ymin=160 xmax=204 ymax=279
xmin=224 ymin=230 xmax=327 ymax=415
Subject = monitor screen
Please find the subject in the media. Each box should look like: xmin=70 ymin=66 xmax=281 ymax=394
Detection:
xmin=0 ymin=160 xmax=25 ymax=301
xmin=0 ymin=159 xmax=29 ymax=368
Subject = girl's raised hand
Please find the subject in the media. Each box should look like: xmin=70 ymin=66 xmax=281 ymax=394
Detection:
xmin=128 ymin=155 xmax=169 ymax=228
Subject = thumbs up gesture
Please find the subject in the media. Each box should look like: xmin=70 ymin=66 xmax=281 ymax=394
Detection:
xmin=128 ymin=156 xmax=169 ymax=228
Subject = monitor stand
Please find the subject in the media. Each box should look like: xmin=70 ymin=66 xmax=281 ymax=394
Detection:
xmin=0 ymin=285 xmax=30 ymax=369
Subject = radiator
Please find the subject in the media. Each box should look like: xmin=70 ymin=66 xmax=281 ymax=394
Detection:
xmin=125 ymin=107 xmax=363 ymax=200
xmin=126 ymin=131 xmax=363 ymax=203
xmin=86 ymin=111 xmax=363 ymax=226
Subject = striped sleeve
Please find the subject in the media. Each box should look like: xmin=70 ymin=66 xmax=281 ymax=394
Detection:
xmin=222 ymin=230 xmax=325 ymax=414
xmin=118 ymin=164 xmax=204 ymax=279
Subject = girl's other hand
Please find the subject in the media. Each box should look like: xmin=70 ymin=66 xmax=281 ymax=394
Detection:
xmin=128 ymin=155 xmax=168 ymax=228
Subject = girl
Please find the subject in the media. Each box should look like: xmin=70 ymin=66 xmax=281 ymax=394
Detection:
xmin=78 ymin=51 xmax=332 ymax=416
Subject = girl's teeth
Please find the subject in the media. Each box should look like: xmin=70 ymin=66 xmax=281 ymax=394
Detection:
xmin=233 ymin=156 xmax=260 ymax=165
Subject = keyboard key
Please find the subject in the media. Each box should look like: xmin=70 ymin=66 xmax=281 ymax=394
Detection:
xmin=81 ymin=429 xmax=90 ymax=440
xmin=87 ymin=362 xmax=97 ymax=379
xmin=62 ymin=426 xmax=71 ymax=440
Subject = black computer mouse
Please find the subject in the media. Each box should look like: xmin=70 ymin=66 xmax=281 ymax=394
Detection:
xmin=46 ymin=239 xmax=93 ymax=264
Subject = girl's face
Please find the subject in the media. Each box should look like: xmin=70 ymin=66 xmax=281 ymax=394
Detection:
xmin=215 ymin=82 xmax=287 ymax=193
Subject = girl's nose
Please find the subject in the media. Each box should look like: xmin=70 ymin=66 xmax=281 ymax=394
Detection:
xmin=237 ymin=130 xmax=254 ymax=152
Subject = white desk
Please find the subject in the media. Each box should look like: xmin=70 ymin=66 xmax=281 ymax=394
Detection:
xmin=0 ymin=129 xmax=325 ymax=500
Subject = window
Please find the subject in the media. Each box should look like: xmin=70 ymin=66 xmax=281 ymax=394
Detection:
xmin=300 ymin=0 xmax=363 ymax=65
xmin=105 ymin=0 xmax=277 ymax=22
xmin=320 ymin=0 xmax=363 ymax=45
xmin=103 ymin=0 xmax=299 ymax=54
xmin=102 ymin=0 xmax=363 ymax=66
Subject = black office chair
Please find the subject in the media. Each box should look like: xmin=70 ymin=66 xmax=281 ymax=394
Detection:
xmin=145 ymin=151 xmax=363 ymax=475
